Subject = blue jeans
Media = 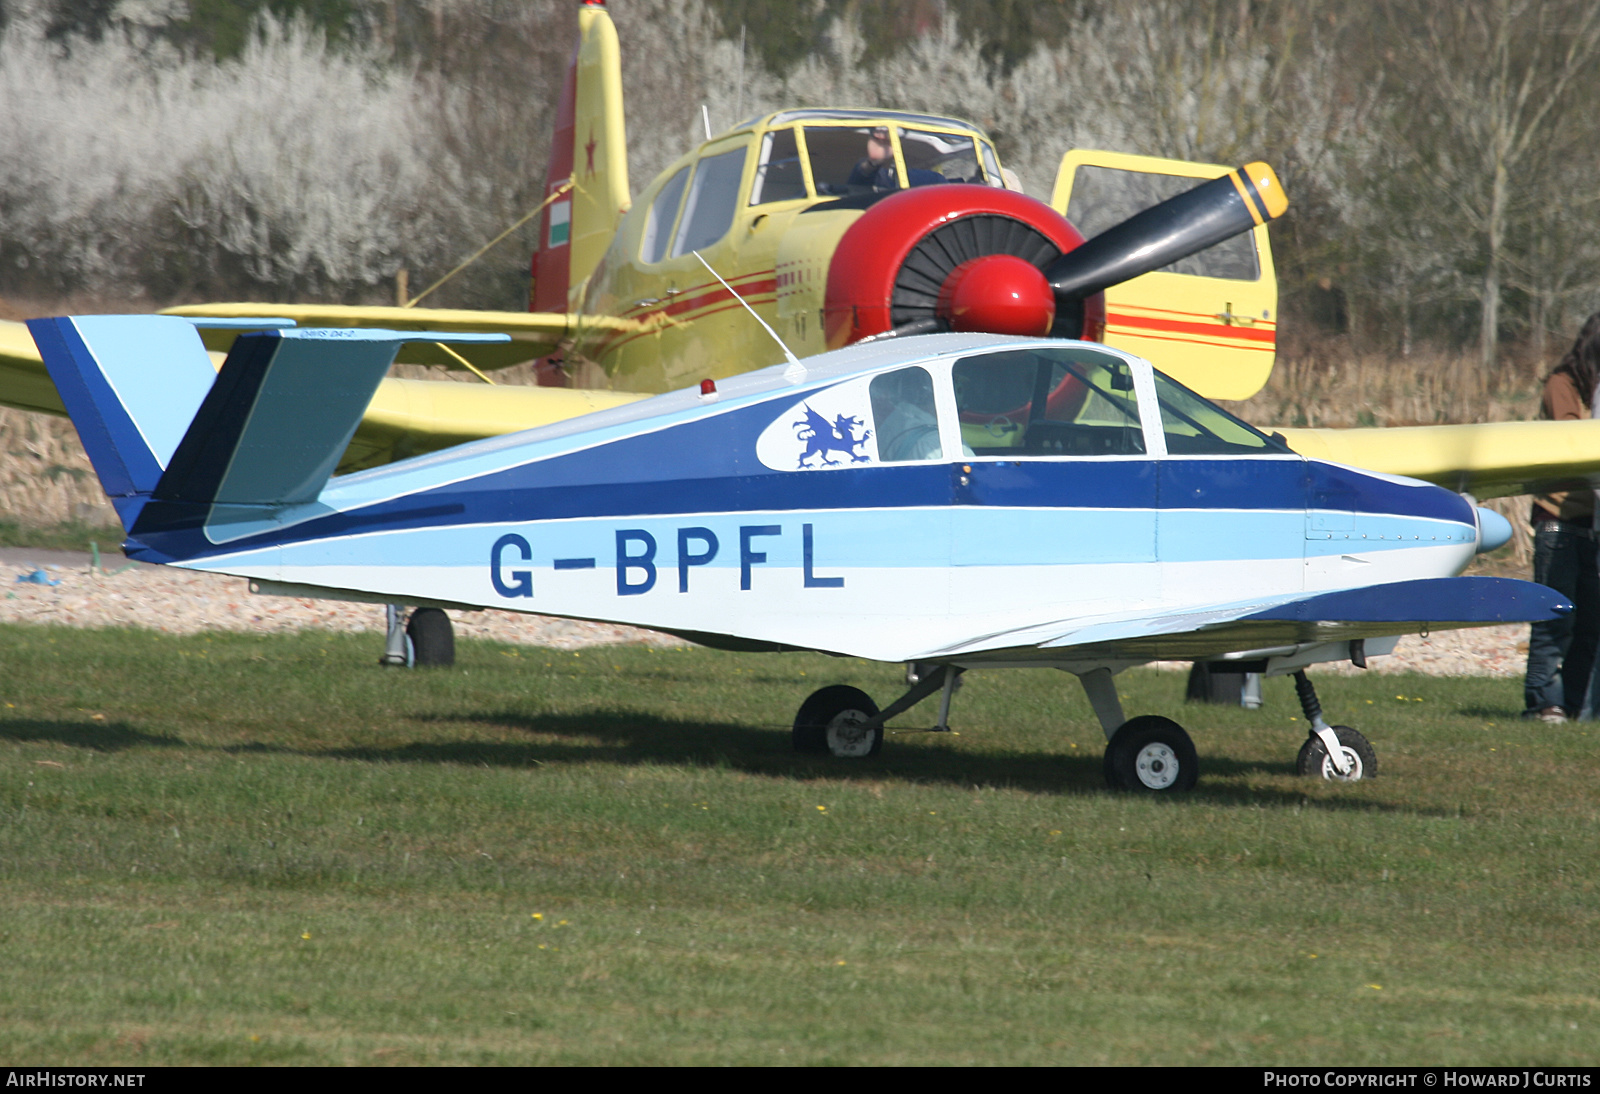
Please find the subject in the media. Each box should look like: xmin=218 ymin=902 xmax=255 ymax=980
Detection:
xmin=1524 ymin=522 xmax=1599 ymax=714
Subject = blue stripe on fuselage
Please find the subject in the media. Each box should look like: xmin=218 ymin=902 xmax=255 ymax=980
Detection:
xmin=124 ymin=389 xmax=1476 ymax=564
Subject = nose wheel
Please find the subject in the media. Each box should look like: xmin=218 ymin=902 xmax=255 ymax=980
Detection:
xmin=1291 ymin=670 xmax=1376 ymax=781
xmin=1296 ymin=725 xmax=1376 ymax=781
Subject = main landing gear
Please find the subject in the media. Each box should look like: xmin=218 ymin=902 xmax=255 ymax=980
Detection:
xmin=792 ymin=663 xmax=1203 ymax=792
xmin=792 ymin=663 xmax=964 ymax=759
xmin=1077 ymin=667 xmax=1199 ymax=793
xmin=380 ymin=605 xmax=456 ymax=668
xmin=792 ymin=663 xmax=1376 ymax=788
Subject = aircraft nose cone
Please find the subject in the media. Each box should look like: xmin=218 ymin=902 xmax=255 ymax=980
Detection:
xmin=1475 ymin=506 xmax=1513 ymax=553
xmin=936 ymin=254 xmax=1056 ymax=336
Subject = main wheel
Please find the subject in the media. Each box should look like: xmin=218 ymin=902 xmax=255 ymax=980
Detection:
xmin=793 ymin=685 xmax=882 ymax=758
xmin=1103 ymin=715 xmax=1199 ymax=793
xmin=1296 ymin=725 xmax=1376 ymax=781
xmin=406 ymin=608 xmax=455 ymax=667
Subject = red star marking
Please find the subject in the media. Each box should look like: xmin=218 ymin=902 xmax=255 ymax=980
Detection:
xmin=584 ymin=128 xmax=597 ymax=176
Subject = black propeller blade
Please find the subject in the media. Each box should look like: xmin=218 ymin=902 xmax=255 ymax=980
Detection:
xmin=1046 ymin=162 xmax=1287 ymax=303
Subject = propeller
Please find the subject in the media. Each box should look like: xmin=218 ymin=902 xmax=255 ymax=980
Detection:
xmin=1046 ymin=161 xmax=1287 ymax=304
xmin=826 ymin=164 xmax=1288 ymax=347
xmin=932 ymin=162 xmax=1287 ymax=339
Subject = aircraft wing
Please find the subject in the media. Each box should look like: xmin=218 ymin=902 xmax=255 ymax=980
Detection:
xmin=341 ymin=378 xmax=645 ymax=470
xmin=1 ymin=315 xmax=646 ymax=472
xmin=927 ymin=577 xmax=1566 ymax=663
xmin=1277 ymin=420 xmax=1600 ymax=500
xmin=159 ymin=303 xmax=592 ymax=371
xmin=0 ymin=318 xmax=67 ymax=415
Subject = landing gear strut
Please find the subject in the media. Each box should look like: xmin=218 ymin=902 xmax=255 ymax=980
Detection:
xmin=380 ymin=605 xmax=456 ymax=668
xmin=1290 ymin=669 xmax=1375 ymax=780
xmin=1079 ymin=667 xmax=1199 ymax=793
xmin=793 ymin=663 xmax=967 ymax=759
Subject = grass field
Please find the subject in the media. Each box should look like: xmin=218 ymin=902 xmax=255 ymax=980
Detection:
xmin=1 ymin=623 xmax=1596 ymax=1065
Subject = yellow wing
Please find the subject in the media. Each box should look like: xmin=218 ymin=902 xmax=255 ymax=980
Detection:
xmin=1279 ymin=420 xmax=1600 ymax=499
xmin=1 ymin=314 xmax=646 ymax=472
xmin=344 ymin=379 xmax=644 ymax=469
xmin=0 ymin=318 xmax=66 ymax=415
xmin=17 ymin=311 xmax=1597 ymax=494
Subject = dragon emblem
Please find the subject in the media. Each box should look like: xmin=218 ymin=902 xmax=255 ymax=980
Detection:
xmin=793 ymin=404 xmax=872 ymax=468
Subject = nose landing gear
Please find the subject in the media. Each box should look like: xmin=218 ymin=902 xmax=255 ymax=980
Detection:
xmin=1291 ymin=669 xmax=1376 ymax=781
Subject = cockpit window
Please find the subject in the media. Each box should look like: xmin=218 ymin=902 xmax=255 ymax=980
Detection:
xmin=978 ymin=141 xmax=1005 ymax=188
xmin=1151 ymin=370 xmax=1287 ymax=455
xmin=869 ymin=366 xmax=944 ymax=462
xmin=750 ymin=128 xmax=807 ymax=205
xmin=952 ymin=346 xmax=1145 ymax=457
xmin=641 ymin=165 xmax=689 ymax=264
xmin=803 ymin=125 xmax=980 ymax=195
xmin=670 ymin=146 xmax=747 ymax=256
xmin=804 ymin=126 xmax=880 ymax=195
xmin=897 ymin=129 xmax=985 ymax=184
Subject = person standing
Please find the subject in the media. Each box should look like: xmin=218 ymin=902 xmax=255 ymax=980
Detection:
xmin=1524 ymin=313 xmax=1600 ymax=722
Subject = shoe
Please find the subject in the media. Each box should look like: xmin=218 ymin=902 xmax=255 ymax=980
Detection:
xmin=1521 ymin=706 xmax=1568 ymax=723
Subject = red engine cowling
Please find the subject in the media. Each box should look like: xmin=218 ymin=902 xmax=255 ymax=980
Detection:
xmin=822 ymin=185 xmax=1106 ymax=349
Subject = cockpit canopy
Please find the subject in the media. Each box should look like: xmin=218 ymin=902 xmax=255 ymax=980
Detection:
xmin=640 ymin=110 xmax=1007 ymax=265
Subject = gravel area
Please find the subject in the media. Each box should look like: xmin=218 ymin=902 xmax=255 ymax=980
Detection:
xmin=0 ymin=549 xmax=1532 ymax=675
xmin=0 ymin=549 xmax=681 ymax=651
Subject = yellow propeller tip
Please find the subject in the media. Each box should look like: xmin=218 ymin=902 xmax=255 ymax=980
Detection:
xmin=1241 ymin=161 xmax=1289 ymax=220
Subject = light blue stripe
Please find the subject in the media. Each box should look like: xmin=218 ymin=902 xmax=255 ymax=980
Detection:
xmin=199 ymin=506 xmax=1478 ymax=576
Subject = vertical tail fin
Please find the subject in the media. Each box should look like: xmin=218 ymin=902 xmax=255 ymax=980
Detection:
xmin=30 ymin=315 xmax=506 ymax=550
xmin=140 ymin=327 xmax=510 ymax=547
xmin=25 ymin=315 xmax=261 ymax=527
xmin=530 ymin=0 xmax=631 ymax=313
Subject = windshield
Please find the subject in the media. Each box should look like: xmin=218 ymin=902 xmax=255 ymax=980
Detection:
xmin=949 ymin=345 xmax=1289 ymax=458
xmin=1150 ymin=370 xmax=1287 ymax=455
xmin=897 ymin=129 xmax=988 ymax=185
xmin=803 ymin=125 xmax=994 ymax=195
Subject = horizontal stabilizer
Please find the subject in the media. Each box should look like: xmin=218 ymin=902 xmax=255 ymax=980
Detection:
xmin=160 ymin=303 xmax=594 ymax=372
xmin=142 ymin=326 xmax=509 ymax=540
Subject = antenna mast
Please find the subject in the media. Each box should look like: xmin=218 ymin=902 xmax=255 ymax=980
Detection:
xmin=692 ymin=251 xmax=804 ymax=375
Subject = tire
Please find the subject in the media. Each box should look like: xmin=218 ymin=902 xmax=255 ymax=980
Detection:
xmin=1296 ymin=725 xmax=1376 ymax=781
xmin=793 ymin=685 xmax=881 ymax=758
xmin=406 ymin=608 xmax=455 ymax=668
xmin=1103 ymin=715 xmax=1199 ymax=793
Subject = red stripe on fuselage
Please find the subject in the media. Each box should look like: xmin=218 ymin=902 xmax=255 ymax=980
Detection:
xmin=589 ymin=287 xmax=781 ymax=358
xmin=1106 ymin=309 xmax=1277 ymax=346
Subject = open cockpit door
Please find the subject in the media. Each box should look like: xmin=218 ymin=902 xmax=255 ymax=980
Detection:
xmin=1052 ymin=150 xmax=1278 ymax=400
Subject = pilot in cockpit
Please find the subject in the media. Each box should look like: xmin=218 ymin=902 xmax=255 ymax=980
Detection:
xmin=847 ymin=126 xmax=947 ymax=191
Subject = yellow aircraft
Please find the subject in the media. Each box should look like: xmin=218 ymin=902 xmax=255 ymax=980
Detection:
xmin=2 ymin=0 xmax=1596 ymax=498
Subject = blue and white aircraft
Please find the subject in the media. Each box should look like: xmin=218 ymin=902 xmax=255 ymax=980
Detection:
xmin=28 ymin=313 xmax=1568 ymax=792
